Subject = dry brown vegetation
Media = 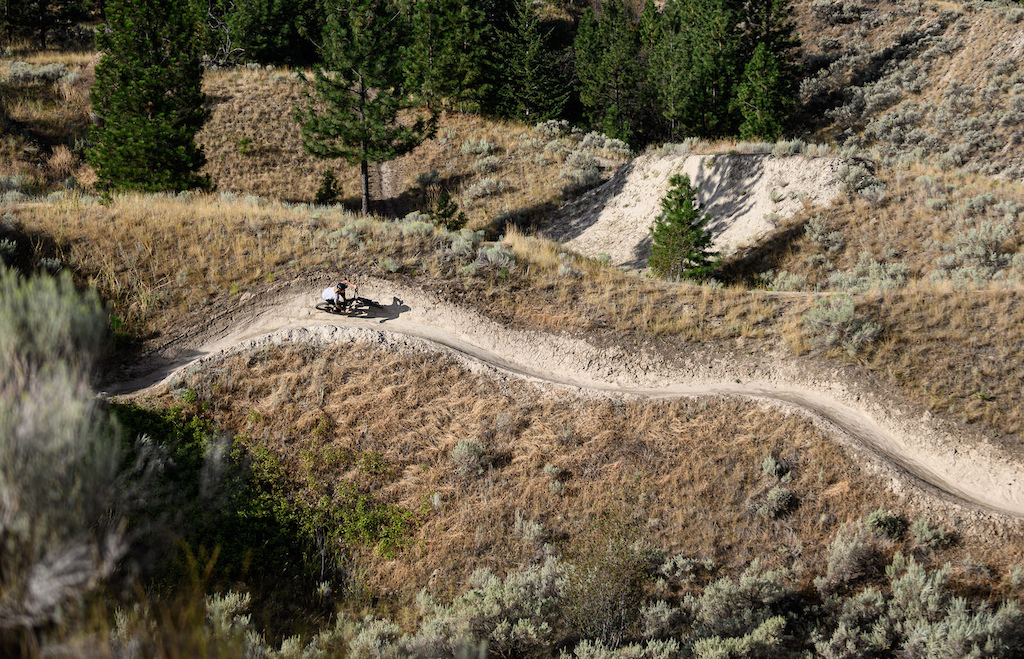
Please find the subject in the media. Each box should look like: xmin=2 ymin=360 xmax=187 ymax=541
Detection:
xmin=6 ymin=1 xmax=1024 ymax=646
xmin=9 ymin=183 xmax=1024 ymax=456
xmin=197 ymin=68 xmax=349 ymax=203
xmin=162 ymin=340 xmax=1024 ymax=605
xmin=198 ymin=68 xmax=628 ymax=222
xmin=0 ymin=52 xmax=95 ymax=187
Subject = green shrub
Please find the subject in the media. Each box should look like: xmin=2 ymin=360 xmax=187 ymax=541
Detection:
xmin=315 ymin=168 xmax=339 ymax=205
xmin=691 ymin=615 xmax=786 ymax=658
xmin=750 ymin=485 xmax=795 ymax=518
xmin=826 ymin=251 xmax=909 ymax=293
xmin=431 ymin=190 xmax=468 ymax=231
xmin=803 ymin=294 xmax=882 ymax=356
xmin=464 ymin=177 xmax=506 ymax=201
xmin=514 ymin=509 xmax=548 ymax=545
xmin=0 ymin=269 xmax=107 ymax=372
xmin=564 ymin=541 xmax=652 ymax=648
xmin=475 ymin=244 xmax=515 ymax=271
xmin=405 ymin=557 xmax=565 ymax=656
xmin=0 ymin=270 xmax=127 ymax=633
xmin=761 ymin=454 xmax=787 ymax=479
xmin=814 ymin=522 xmax=879 ymax=595
xmin=461 ymin=137 xmax=497 ymax=156
xmin=451 ymin=438 xmax=487 ymax=475
xmin=535 ymin=119 xmax=571 ymax=140
xmin=805 ymin=215 xmax=846 ymax=255
xmin=910 ymin=518 xmax=951 ymax=549
xmin=930 ymin=219 xmax=1017 ymax=288
xmin=472 ymin=155 xmax=502 ymax=173
xmin=866 ymin=508 xmax=905 ymax=539
xmin=691 ymin=560 xmax=794 ymax=639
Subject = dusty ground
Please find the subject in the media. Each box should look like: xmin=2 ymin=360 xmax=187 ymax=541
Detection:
xmin=107 ymin=277 xmax=1024 ymax=527
xmin=542 ymin=153 xmax=845 ymax=268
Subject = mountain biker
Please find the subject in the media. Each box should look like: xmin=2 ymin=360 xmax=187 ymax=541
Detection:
xmin=321 ymin=280 xmax=355 ymax=313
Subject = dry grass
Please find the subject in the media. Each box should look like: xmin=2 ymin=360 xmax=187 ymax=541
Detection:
xmin=13 ymin=187 xmax=1024 ymax=454
xmin=198 ymin=68 xmax=629 ymax=223
xmin=160 ymin=341 xmax=1024 ymax=605
xmin=1 ymin=39 xmax=97 ymax=67
xmin=9 ymin=194 xmax=386 ymax=332
xmin=0 ymin=51 xmax=95 ymax=184
xmin=729 ymin=159 xmax=1024 ymax=441
xmin=762 ymin=165 xmax=1024 ymax=284
xmin=197 ymin=68 xmax=352 ymax=203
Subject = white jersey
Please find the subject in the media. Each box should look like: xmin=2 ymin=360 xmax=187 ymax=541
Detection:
xmin=322 ymin=286 xmax=340 ymax=303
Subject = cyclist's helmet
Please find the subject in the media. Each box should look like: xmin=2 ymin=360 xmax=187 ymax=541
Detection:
xmin=336 ymin=281 xmax=347 ymax=291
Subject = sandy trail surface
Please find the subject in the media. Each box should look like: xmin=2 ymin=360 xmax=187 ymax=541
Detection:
xmin=108 ymin=278 xmax=1024 ymax=521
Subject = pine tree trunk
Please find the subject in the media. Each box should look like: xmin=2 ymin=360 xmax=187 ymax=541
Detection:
xmin=360 ymin=158 xmax=369 ymax=215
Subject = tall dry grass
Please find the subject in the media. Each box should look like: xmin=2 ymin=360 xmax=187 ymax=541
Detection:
xmin=198 ymin=68 xmax=630 ymax=224
xmin=163 ymin=341 xmax=1024 ymax=606
xmin=14 ymin=186 xmax=1024 ymax=454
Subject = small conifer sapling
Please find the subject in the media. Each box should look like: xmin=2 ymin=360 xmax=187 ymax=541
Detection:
xmin=649 ymin=174 xmax=718 ymax=280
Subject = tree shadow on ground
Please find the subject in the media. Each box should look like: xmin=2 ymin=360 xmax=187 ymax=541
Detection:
xmin=716 ymin=219 xmax=810 ymax=287
xmin=534 ymin=161 xmax=635 ymax=244
xmin=691 ymin=154 xmax=762 ymax=242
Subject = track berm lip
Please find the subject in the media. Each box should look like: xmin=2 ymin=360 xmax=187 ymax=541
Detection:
xmin=105 ymin=277 xmax=1024 ymax=522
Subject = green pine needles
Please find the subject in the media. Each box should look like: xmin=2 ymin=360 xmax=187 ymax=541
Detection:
xmin=88 ymin=0 xmax=210 ymax=193
xmin=649 ymin=174 xmax=719 ymax=281
xmin=295 ymin=0 xmax=436 ymax=215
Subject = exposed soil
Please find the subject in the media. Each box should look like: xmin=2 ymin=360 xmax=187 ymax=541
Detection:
xmin=106 ymin=277 xmax=1024 ymax=526
xmin=542 ymin=153 xmax=844 ymax=268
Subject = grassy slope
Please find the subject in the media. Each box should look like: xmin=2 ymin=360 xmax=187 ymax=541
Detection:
xmin=4 ymin=0 xmax=1024 ymax=637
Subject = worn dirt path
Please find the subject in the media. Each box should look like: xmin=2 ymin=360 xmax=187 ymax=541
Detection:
xmin=107 ymin=278 xmax=1024 ymax=521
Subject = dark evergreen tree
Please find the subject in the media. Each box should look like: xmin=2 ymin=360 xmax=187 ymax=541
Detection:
xmin=500 ymin=0 xmax=570 ymax=122
xmin=642 ymin=0 xmax=688 ymax=140
xmin=734 ymin=42 xmax=791 ymax=139
xmin=573 ymin=0 xmax=645 ymax=142
xmin=669 ymin=0 xmax=742 ymax=137
xmin=88 ymin=0 xmax=210 ymax=192
xmin=741 ymin=0 xmax=801 ymax=65
xmin=223 ymin=0 xmax=321 ymax=64
xmin=431 ymin=190 xmax=467 ymax=231
xmin=404 ymin=0 xmax=490 ymax=110
xmin=296 ymin=0 xmax=435 ymax=215
xmin=735 ymin=0 xmax=801 ymax=138
xmin=640 ymin=0 xmax=799 ymax=141
xmin=649 ymin=174 xmax=718 ymax=280
xmin=2 ymin=0 xmax=88 ymax=48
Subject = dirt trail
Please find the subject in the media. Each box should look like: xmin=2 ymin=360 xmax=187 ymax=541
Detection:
xmin=108 ymin=279 xmax=1024 ymax=521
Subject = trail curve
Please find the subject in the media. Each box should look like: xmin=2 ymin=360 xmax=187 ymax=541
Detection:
xmin=107 ymin=280 xmax=1024 ymax=520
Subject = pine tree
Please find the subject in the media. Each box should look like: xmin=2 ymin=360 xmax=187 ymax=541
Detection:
xmin=432 ymin=190 xmax=467 ymax=231
xmin=573 ymin=0 xmax=645 ymax=142
xmin=649 ymin=174 xmax=718 ymax=281
xmin=88 ymin=0 xmax=210 ymax=192
xmin=223 ymin=0 xmax=321 ymax=65
xmin=668 ymin=0 xmax=742 ymax=138
xmin=735 ymin=0 xmax=800 ymax=139
xmin=404 ymin=0 xmax=490 ymax=110
xmin=2 ymin=0 xmax=88 ymax=49
xmin=500 ymin=0 xmax=569 ymax=122
xmin=734 ymin=42 xmax=792 ymax=140
xmin=296 ymin=0 xmax=435 ymax=215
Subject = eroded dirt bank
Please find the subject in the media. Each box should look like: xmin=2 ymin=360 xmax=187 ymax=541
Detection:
xmin=107 ymin=278 xmax=1024 ymax=522
xmin=543 ymin=153 xmax=844 ymax=268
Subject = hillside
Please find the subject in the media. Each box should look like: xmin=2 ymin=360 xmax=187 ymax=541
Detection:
xmin=3 ymin=0 xmax=1024 ymax=655
xmin=543 ymin=149 xmax=845 ymax=267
